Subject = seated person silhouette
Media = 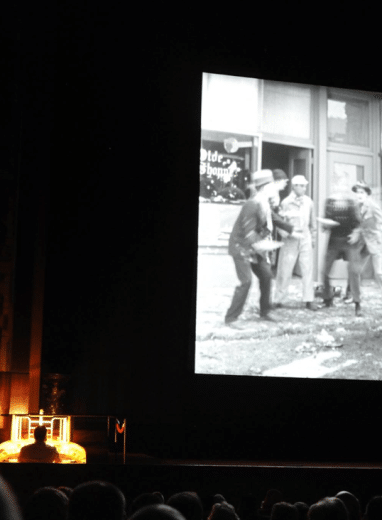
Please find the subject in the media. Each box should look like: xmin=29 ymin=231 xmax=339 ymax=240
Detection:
xmin=18 ymin=425 xmax=61 ymax=463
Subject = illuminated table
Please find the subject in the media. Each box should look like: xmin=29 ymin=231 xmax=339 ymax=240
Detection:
xmin=0 ymin=413 xmax=86 ymax=463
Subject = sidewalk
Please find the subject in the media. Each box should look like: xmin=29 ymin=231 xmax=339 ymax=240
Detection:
xmin=195 ymin=251 xmax=382 ymax=379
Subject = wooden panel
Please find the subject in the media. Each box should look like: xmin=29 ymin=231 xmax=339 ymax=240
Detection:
xmin=9 ymin=372 xmax=29 ymax=414
xmin=0 ymin=372 xmax=11 ymax=417
xmin=0 ymin=265 xmax=14 ymax=372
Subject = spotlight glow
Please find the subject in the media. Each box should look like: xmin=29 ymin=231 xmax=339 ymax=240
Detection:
xmin=0 ymin=413 xmax=86 ymax=463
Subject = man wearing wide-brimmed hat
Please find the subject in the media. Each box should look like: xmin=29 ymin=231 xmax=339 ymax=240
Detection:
xmin=225 ymin=170 xmax=300 ymax=327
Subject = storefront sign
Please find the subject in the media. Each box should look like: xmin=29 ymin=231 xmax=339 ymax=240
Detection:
xmin=200 ymin=148 xmax=232 ymax=183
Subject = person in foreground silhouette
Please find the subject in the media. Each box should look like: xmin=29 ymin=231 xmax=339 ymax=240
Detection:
xmin=0 ymin=474 xmax=23 ymax=520
xmin=129 ymin=504 xmax=186 ymax=520
xmin=364 ymin=496 xmax=382 ymax=520
xmin=270 ymin=502 xmax=299 ymax=520
xmin=208 ymin=501 xmax=240 ymax=520
xmin=167 ymin=491 xmax=204 ymax=520
xmin=24 ymin=487 xmax=69 ymax=520
xmin=18 ymin=425 xmax=61 ymax=463
xmin=130 ymin=492 xmax=165 ymax=515
xmin=308 ymin=497 xmax=348 ymax=520
xmin=335 ymin=491 xmax=361 ymax=520
xmin=68 ymin=480 xmax=126 ymax=520
xmin=258 ymin=489 xmax=283 ymax=519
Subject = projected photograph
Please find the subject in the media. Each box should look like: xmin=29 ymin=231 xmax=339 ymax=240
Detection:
xmin=195 ymin=72 xmax=382 ymax=380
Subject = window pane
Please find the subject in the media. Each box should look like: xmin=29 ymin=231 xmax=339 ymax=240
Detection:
xmin=262 ymin=81 xmax=311 ymax=139
xmin=327 ymin=96 xmax=369 ymax=147
xmin=332 ymin=162 xmax=357 ymax=191
xmin=331 ymin=162 xmax=365 ymax=192
xmin=201 ymin=73 xmax=260 ymax=135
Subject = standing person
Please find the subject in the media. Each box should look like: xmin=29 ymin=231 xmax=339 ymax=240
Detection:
xmin=321 ymin=185 xmax=362 ymax=316
xmin=273 ymin=175 xmax=317 ymax=311
xmin=343 ymin=181 xmax=382 ymax=301
xmin=225 ymin=170 xmax=299 ymax=327
xmin=352 ymin=181 xmax=382 ymax=288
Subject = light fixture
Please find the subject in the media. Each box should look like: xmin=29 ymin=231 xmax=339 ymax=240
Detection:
xmin=224 ymin=137 xmax=254 ymax=154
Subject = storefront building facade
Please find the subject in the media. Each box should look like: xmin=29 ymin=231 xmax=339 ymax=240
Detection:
xmin=199 ymin=72 xmax=382 ymax=282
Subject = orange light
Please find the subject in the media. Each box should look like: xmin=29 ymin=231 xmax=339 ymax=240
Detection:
xmin=8 ymin=404 xmax=28 ymax=415
xmin=0 ymin=414 xmax=86 ymax=463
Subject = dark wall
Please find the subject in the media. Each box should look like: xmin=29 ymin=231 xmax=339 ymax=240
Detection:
xmin=15 ymin=6 xmax=382 ymax=462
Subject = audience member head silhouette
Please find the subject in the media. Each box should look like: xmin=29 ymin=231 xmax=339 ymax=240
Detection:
xmin=68 ymin=480 xmax=126 ymax=520
xmin=335 ymin=491 xmax=361 ymax=520
xmin=57 ymin=486 xmax=74 ymax=499
xmin=153 ymin=492 xmax=165 ymax=503
xmin=259 ymin=490 xmax=283 ymax=517
xmin=237 ymin=494 xmax=258 ymax=520
xmin=2 ymin=469 xmax=382 ymax=520
xmin=131 ymin=492 xmax=165 ymax=514
xmin=212 ymin=495 xmax=227 ymax=505
xmin=167 ymin=492 xmax=204 ymax=520
xmin=208 ymin=502 xmax=240 ymax=520
xmin=129 ymin=504 xmax=187 ymax=520
xmin=294 ymin=502 xmax=309 ymax=520
xmin=271 ymin=503 xmax=299 ymax=520
xmin=24 ymin=486 xmax=69 ymax=520
xmin=364 ymin=496 xmax=382 ymax=520
xmin=308 ymin=497 xmax=348 ymax=520
xmin=202 ymin=493 xmax=227 ymax=520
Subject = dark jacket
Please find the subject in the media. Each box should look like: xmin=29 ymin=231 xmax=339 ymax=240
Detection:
xmin=357 ymin=197 xmax=382 ymax=254
xmin=228 ymin=197 xmax=293 ymax=257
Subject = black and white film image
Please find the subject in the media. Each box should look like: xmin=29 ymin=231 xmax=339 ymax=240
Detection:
xmin=195 ymin=72 xmax=382 ymax=380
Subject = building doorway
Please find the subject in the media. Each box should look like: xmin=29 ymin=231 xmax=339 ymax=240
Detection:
xmin=262 ymin=141 xmax=314 ymax=277
xmin=261 ymin=142 xmax=313 ymax=201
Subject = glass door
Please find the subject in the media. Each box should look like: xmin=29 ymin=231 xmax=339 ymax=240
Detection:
xmin=326 ymin=151 xmax=373 ymax=280
xmin=327 ymin=151 xmax=373 ymax=194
